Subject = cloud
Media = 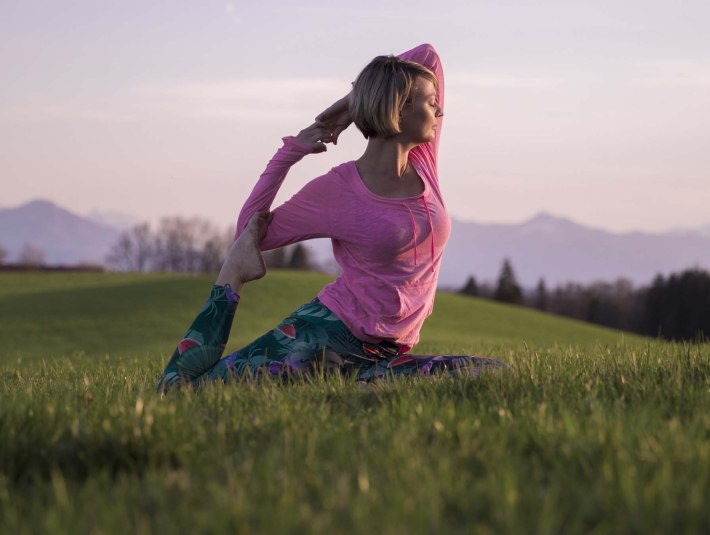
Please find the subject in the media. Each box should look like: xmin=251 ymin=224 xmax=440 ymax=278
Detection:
xmin=0 ymin=77 xmax=350 ymax=124
xmin=635 ymin=60 xmax=710 ymax=88
xmin=447 ymin=72 xmax=563 ymax=90
xmin=0 ymin=105 xmax=139 ymax=123
xmin=134 ymin=77 xmax=348 ymax=121
xmin=224 ymin=3 xmax=240 ymax=24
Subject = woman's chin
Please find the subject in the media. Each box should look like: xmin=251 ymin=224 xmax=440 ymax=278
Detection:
xmin=404 ymin=131 xmax=436 ymax=145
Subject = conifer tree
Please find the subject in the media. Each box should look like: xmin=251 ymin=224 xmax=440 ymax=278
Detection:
xmin=460 ymin=275 xmax=479 ymax=297
xmin=535 ymin=278 xmax=548 ymax=310
xmin=288 ymin=243 xmax=312 ymax=271
xmin=264 ymin=247 xmax=288 ymax=269
xmin=493 ymin=258 xmax=523 ymax=304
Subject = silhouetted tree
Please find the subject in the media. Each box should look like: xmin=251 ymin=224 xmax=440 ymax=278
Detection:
xmin=494 ymin=258 xmax=522 ymax=304
xmin=0 ymin=244 xmax=7 ymax=265
xmin=477 ymin=282 xmax=495 ymax=299
xmin=640 ymin=269 xmax=710 ymax=341
xmin=639 ymin=274 xmax=666 ymax=337
xmin=549 ymin=282 xmax=586 ymax=320
xmin=152 ymin=217 xmax=200 ymax=272
xmin=459 ymin=275 xmax=479 ymax=297
xmin=151 ymin=217 xmax=231 ymax=273
xmin=199 ymin=229 xmax=232 ymax=274
xmin=544 ymin=278 xmax=637 ymax=331
xmin=584 ymin=278 xmax=636 ymax=330
xmin=17 ymin=244 xmax=45 ymax=267
xmin=106 ymin=217 xmax=232 ymax=273
xmin=264 ymin=247 xmax=288 ymax=269
xmin=106 ymin=223 xmax=153 ymax=272
xmin=288 ymin=243 xmax=312 ymax=271
xmin=534 ymin=278 xmax=548 ymax=311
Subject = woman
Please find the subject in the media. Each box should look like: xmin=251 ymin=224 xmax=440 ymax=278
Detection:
xmin=157 ymin=44 xmax=503 ymax=393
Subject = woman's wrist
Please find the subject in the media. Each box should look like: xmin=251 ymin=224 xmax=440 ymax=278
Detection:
xmin=315 ymin=93 xmax=352 ymax=145
xmin=283 ymin=135 xmax=313 ymax=150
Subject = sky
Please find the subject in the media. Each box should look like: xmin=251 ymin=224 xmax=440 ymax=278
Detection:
xmin=1 ymin=0 xmax=708 ymax=234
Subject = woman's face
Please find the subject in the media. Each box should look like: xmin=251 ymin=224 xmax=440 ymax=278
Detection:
xmin=399 ymin=77 xmax=442 ymax=144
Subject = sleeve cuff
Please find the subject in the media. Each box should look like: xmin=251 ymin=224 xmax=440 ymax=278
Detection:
xmin=281 ymin=136 xmax=315 ymax=154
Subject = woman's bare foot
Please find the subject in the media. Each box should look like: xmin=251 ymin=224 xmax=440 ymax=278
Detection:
xmin=216 ymin=212 xmax=270 ymax=293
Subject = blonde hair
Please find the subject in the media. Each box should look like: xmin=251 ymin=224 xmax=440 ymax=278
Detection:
xmin=350 ymin=55 xmax=437 ymax=139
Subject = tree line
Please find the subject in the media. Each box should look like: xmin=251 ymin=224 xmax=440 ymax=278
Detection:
xmin=6 ymin=226 xmax=707 ymax=342
xmin=0 ymin=243 xmax=47 ymax=268
xmin=459 ymin=258 xmax=710 ymax=343
xmin=105 ymin=217 xmax=316 ymax=274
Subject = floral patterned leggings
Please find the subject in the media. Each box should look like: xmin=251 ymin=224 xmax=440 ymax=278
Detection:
xmin=156 ymin=285 xmax=504 ymax=392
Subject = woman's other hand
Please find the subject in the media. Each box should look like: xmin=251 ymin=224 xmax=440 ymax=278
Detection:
xmin=315 ymin=95 xmax=352 ymax=145
xmin=295 ymin=122 xmax=331 ymax=153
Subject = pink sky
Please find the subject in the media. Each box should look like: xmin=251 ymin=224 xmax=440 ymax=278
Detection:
xmin=1 ymin=0 xmax=709 ymax=233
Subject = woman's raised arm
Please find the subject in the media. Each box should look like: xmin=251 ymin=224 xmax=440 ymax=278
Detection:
xmin=316 ymin=44 xmax=445 ymax=166
xmin=234 ymin=122 xmax=330 ymax=240
xmin=398 ymin=43 xmax=445 ymax=168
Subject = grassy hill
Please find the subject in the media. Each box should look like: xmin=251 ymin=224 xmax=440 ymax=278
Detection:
xmin=1 ymin=272 xmax=708 ymax=534
xmin=0 ymin=271 xmax=643 ymax=362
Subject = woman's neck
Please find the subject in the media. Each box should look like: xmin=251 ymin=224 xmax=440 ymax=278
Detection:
xmin=355 ymin=137 xmax=424 ymax=198
xmin=356 ymin=137 xmax=416 ymax=181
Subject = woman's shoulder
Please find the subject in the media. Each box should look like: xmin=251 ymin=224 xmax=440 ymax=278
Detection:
xmin=331 ymin=160 xmax=354 ymax=174
xmin=322 ymin=161 xmax=358 ymax=184
xmin=301 ymin=161 xmax=356 ymax=192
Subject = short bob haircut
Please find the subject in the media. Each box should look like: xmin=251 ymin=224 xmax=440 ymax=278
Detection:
xmin=350 ymin=55 xmax=437 ymax=139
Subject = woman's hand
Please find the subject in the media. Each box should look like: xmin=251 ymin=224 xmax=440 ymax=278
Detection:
xmin=315 ymin=95 xmax=352 ymax=145
xmin=295 ymin=122 xmax=331 ymax=153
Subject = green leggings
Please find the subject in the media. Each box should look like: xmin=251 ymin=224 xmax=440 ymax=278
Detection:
xmin=156 ymin=285 xmax=504 ymax=392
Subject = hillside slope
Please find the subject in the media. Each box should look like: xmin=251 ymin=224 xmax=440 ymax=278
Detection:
xmin=0 ymin=271 xmax=646 ymax=361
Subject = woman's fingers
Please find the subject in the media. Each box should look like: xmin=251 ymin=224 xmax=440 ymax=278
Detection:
xmin=312 ymin=141 xmax=327 ymax=153
xmin=317 ymin=111 xmax=352 ymax=145
xmin=309 ymin=122 xmax=329 ymax=140
xmin=296 ymin=122 xmax=331 ymax=150
xmin=313 ymin=121 xmax=345 ymax=145
xmin=296 ymin=119 xmax=348 ymax=151
xmin=331 ymin=123 xmax=348 ymax=145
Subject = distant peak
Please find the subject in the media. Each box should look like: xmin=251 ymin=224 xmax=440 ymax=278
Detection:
xmin=525 ymin=211 xmax=570 ymax=224
xmin=22 ymin=199 xmax=58 ymax=210
xmin=522 ymin=211 xmax=578 ymax=228
xmin=7 ymin=199 xmax=82 ymax=220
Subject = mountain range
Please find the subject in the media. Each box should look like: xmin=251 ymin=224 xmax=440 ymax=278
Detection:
xmin=1 ymin=199 xmax=709 ymax=288
xmin=439 ymin=214 xmax=710 ymax=288
xmin=0 ymin=200 xmax=120 ymax=265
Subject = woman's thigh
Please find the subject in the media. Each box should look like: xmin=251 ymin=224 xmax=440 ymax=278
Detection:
xmin=191 ymin=300 xmax=510 ymax=386
xmin=197 ymin=299 xmax=363 ymax=384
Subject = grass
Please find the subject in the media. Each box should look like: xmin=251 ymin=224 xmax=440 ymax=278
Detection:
xmin=1 ymin=272 xmax=709 ymax=534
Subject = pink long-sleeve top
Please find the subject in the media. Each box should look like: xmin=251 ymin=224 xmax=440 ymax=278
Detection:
xmin=236 ymin=44 xmax=450 ymax=349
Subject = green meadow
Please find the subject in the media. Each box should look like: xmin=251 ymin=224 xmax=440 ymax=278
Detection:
xmin=1 ymin=272 xmax=709 ymax=534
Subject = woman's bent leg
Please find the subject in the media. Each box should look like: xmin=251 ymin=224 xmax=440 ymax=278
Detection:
xmin=192 ymin=299 xmax=365 ymax=386
xmin=156 ymin=284 xmax=239 ymax=393
xmin=156 ymin=212 xmax=269 ymax=393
